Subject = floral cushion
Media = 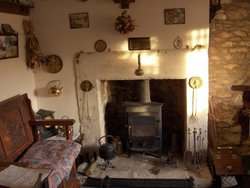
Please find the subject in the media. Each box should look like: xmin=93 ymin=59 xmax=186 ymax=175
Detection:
xmin=19 ymin=140 xmax=81 ymax=188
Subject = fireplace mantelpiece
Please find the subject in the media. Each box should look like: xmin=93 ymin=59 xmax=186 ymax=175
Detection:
xmin=124 ymin=101 xmax=163 ymax=157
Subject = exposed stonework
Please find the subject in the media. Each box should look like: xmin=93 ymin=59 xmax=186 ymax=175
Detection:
xmin=209 ymin=0 xmax=250 ymax=155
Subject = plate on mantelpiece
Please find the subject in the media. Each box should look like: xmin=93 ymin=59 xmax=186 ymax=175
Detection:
xmin=94 ymin=40 xmax=107 ymax=52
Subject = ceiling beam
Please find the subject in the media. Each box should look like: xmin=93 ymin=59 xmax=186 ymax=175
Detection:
xmin=113 ymin=0 xmax=135 ymax=9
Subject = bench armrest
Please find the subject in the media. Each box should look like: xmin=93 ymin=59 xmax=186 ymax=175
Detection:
xmin=29 ymin=119 xmax=75 ymax=141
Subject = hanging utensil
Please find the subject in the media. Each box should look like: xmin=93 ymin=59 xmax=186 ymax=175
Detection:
xmin=80 ymin=80 xmax=93 ymax=121
xmin=188 ymin=77 xmax=203 ymax=123
xmin=184 ymin=128 xmax=193 ymax=169
xmin=197 ymin=128 xmax=202 ymax=164
xmin=192 ymin=128 xmax=198 ymax=165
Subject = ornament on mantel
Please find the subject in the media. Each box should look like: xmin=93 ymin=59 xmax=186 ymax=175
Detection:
xmin=115 ymin=11 xmax=136 ymax=34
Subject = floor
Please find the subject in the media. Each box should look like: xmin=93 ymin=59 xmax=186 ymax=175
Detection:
xmin=78 ymin=152 xmax=213 ymax=187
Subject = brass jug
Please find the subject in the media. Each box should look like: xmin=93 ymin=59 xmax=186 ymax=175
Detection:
xmin=47 ymin=80 xmax=63 ymax=96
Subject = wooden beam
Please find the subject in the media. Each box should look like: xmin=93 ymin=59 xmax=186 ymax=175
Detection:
xmin=231 ymin=85 xmax=250 ymax=91
xmin=113 ymin=0 xmax=135 ymax=9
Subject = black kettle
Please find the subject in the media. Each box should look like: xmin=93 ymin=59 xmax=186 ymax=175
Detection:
xmin=98 ymin=135 xmax=116 ymax=160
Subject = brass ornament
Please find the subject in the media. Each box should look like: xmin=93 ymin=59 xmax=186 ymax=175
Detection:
xmin=80 ymin=80 xmax=93 ymax=92
xmin=189 ymin=76 xmax=203 ymax=89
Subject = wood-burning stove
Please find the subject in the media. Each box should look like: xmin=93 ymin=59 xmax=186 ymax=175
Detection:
xmin=124 ymin=101 xmax=163 ymax=157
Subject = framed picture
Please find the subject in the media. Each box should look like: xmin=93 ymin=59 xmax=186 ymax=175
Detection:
xmin=128 ymin=37 xmax=151 ymax=50
xmin=164 ymin=8 xmax=185 ymax=25
xmin=69 ymin=12 xmax=89 ymax=29
xmin=0 ymin=34 xmax=18 ymax=59
xmin=1 ymin=24 xmax=16 ymax=34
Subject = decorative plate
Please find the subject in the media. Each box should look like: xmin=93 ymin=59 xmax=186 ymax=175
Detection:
xmin=94 ymin=40 xmax=107 ymax=52
xmin=80 ymin=80 xmax=93 ymax=92
xmin=173 ymin=36 xmax=183 ymax=49
xmin=189 ymin=76 xmax=203 ymax=89
xmin=45 ymin=55 xmax=63 ymax=73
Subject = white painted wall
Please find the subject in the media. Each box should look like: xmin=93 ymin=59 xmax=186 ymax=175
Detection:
xmin=0 ymin=13 xmax=37 ymax=109
xmin=30 ymin=0 xmax=209 ymax=150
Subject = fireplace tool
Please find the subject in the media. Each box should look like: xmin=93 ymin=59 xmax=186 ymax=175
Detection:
xmin=188 ymin=76 xmax=202 ymax=123
xmin=192 ymin=128 xmax=201 ymax=169
xmin=192 ymin=128 xmax=198 ymax=164
xmin=184 ymin=128 xmax=193 ymax=169
xmin=98 ymin=135 xmax=116 ymax=170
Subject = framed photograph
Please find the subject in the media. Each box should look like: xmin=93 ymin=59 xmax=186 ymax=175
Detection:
xmin=164 ymin=8 xmax=185 ymax=25
xmin=0 ymin=34 xmax=18 ymax=59
xmin=128 ymin=37 xmax=151 ymax=50
xmin=69 ymin=12 xmax=89 ymax=29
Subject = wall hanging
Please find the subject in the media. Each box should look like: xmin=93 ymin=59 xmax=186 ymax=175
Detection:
xmin=45 ymin=54 xmax=63 ymax=73
xmin=80 ymin=80 xmax=93 ymax=121
xmin=94 ymin=40 xmax=107 ymax=52
xmin=23 ymin=19 xmax=45 ymax=70
xmin=128 ymin=37 xmax=151 ymax=51
xmin=115 ymin=11 xmax=135 ymax=34
xmin=164 ymin=8 xmax=185 ymax=25
xmin=0 ymin=34 xmax=18 ymax=59
xmin=173 ymin=36 xmax=183 ymax=49
xmin=69 ymin=12 xmax=89 ymax=29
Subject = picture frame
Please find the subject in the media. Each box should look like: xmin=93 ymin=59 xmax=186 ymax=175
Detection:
xmin=69 ymin=12 xmax=89 ymax=29
xmin=0 ymin=34 xmax=19 ymax=60
xmin=128 ymin=37 xmax=151 ymax=51
xmin=1 ymin=24 xmax=15 ymax=34
xmin=164 ymin=8 xmax=185 ymax=25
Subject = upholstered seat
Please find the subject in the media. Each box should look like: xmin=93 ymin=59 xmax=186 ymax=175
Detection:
xmin=19 ymin=140 xmax=81 ymax=188
xmin=0 ymin=94 xmax=81 ymax=188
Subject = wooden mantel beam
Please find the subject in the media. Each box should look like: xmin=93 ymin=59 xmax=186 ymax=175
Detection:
xmin=231 ymin=85 xmax=250 ymax=91
xmin=113 ymin=0 xmax=135 ymax=9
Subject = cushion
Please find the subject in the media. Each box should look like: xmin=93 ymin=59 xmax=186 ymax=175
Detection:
xmin=19 ymin=140 xmax=81 ymax=188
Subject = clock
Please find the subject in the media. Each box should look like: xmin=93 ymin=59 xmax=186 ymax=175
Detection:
xmin=45 ymin=55 xmax=63 ymax=73
xmin=36 ymin=109 xmax=57 ymax=139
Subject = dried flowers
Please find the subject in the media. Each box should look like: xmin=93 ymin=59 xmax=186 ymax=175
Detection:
xmin=115 ymin=11 xmax=136 ymax=34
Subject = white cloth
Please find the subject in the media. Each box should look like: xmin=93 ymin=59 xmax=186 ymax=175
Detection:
xmin=221 ymin=176 xmax=238 ymax=188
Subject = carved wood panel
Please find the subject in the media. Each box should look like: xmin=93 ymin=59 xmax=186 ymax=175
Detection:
xmin=0 ymin=138 xmax=6 ymax=161
xmin=0 ymin=94 xmax=34 ymax=162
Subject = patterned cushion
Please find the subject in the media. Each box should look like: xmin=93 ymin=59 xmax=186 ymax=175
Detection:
xmin=19 ymin=140 xmax=81 ymax=188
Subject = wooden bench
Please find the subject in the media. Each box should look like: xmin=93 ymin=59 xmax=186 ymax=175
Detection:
xmin=0 ymin=93 xmax=81 ymax=188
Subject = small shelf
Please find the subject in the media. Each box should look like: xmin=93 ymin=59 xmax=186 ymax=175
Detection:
xmin=0 ymin=0 xmax=34 ymax=16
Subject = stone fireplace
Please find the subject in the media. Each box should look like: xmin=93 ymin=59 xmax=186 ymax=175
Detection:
xmin=75 ymin=50 xmax=209 ymax=156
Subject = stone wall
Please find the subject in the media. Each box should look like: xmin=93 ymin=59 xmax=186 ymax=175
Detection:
xmin=209 ymin=0 xmax=250 ymax=155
